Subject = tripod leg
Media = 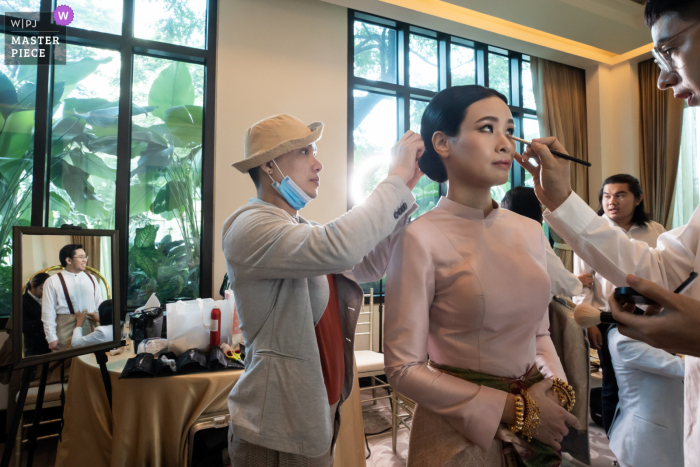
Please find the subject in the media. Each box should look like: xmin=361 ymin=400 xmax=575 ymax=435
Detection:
xmin=1 ymin=367 xmax=36 ymax=467
xmin=94 ymin=351 xmax=112 ymax=410
xmin=26 ymin=362 xmax=49 ymax=467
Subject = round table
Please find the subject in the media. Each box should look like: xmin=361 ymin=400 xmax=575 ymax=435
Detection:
xmin=54 ymin=347 xmax=367 ymax=467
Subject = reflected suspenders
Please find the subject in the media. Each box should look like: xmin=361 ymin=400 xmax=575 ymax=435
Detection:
xmin=56 ymin=272 xmax=96 ymax=315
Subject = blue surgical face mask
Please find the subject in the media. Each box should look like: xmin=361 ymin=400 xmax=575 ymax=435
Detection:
xmin=268 ymin=160 xmax=312 ymax=211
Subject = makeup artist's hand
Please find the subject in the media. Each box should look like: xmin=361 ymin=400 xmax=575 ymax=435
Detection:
xmin=389 ymin=131 xmax=425 ymax=187
xmin=528 ymin=379 xmax=581 ymax=451
xmin=513 ymin=137 xmax=572 ymax=211
xmin=610 ymin=274 xmax=700 ymax=357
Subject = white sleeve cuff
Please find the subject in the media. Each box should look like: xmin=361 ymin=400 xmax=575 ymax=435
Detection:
xmin=543 ymin=192 xmax=599 ymax=238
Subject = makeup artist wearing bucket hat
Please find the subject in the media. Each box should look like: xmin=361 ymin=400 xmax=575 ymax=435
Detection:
xmin=516 ymin=1 xmax=700 ymax=465
xmin=222 ymin=113 xmax=423 ymax=465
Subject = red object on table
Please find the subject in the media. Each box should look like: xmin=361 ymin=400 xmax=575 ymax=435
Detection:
xmin=210 ymin=307 xmax=221 ymax=347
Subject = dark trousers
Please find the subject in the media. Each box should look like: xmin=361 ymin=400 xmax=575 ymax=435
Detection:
xmin=597 ymin=322 xmax=619 ymax=435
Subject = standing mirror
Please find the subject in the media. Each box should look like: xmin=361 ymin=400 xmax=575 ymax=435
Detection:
xmin=12 ymin=227 xmax=120 ymax=368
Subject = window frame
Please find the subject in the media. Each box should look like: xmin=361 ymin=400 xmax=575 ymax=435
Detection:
xmin=347 ymin=9 xmax=537 ymax=210
xmin=0 ymin=0 xmax=218 ymax=322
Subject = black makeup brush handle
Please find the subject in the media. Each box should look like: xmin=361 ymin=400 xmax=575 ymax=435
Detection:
xmin=599 ymin=312 xmax=619 ymax=325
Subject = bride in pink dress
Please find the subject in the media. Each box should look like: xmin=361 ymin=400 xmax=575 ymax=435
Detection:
xmin=384 ymin=85 xmax=580 ymax=467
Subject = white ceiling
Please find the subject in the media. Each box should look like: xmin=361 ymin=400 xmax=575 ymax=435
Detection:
xmin=443 ymin=0 xmax=651 ymax=54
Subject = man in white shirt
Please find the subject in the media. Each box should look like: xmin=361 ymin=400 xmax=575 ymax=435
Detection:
xmin=515 ymin=3 xmax=700 ymax=463
xmin=42 ymin=244 xmax=103 ymax=351
xmin=573 ymin=174 xmax=666 ymax=434
xmin=607 ymin=326 xmax=685 ymax=467
xmin=72 ymin=300 xmax=113 ymax=349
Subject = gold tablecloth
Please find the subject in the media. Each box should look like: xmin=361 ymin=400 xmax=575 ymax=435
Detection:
xmin=55 ymin=349 xmax=367 ymax=467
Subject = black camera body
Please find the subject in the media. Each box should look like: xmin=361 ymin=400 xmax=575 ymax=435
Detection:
xmin=129 ymin=307 xmax=164 ymax=351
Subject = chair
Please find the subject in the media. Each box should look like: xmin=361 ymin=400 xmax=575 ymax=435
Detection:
xmin=28 ymin=265 xmax=111 ymax=299
xmin=354 ymin=289 xmax=391 ymax=405
xmin=391 ymin=391 xmax=415 ymax=453
xmin=14 ymin=382 xmax=66 ymax=467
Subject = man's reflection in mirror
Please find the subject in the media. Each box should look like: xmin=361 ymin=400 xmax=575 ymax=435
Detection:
xmin=41 ymin=244 xmax=104 ymax=352
xmin=22 ymin=273 xmax=51 ymax=357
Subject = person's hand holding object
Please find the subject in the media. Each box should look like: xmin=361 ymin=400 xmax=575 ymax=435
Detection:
xmin=514 ymin=137 xmax=573 ymax=211
xmin=610 ymin=274 xmax=700 ymax=357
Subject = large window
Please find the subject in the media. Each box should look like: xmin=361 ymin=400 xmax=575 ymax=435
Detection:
xmin=348 ymin=10 xmax=538 ymax=218
xmin=0 ymin=0 xmax=217 ymax=318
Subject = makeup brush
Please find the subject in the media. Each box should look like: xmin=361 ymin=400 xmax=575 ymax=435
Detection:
xmin=508 ymin=135 xmax=592 ymax=167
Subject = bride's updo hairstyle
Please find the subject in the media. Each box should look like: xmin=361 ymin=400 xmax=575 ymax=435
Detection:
xmin=419 ymin=85 xmax=508 ymax=183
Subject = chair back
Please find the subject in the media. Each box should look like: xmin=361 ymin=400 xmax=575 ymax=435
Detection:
xmin=27 ymin=265 xmax=111 ymax=299
xmin=354 ymin=289 xmax=374 ymax=351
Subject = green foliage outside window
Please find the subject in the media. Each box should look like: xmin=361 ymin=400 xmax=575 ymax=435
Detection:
xmin=0 ymin=40 xmax=35 ymax=317
xmin=0 ymin=0 xmax=208 ymax=316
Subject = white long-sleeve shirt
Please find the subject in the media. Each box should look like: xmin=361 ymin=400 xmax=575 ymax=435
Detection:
xmin=545 ymin=240 xmax=583 ymax=297
xmin=573 ymin=215 xmax=666 ymax=311
xmin=544 ymin=192 xmax=699 ymax=467
xmin=42 ymin=271 xmax=103 ymax=343
xmin=71 ymin=325 xmax=113 ymax=348
xmin=608 ymin=327 xmax=685 ymax=467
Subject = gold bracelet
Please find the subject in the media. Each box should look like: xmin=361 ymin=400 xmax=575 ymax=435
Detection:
xmin=508 ymin=395 xmax=525 ymax=434
xmin=520 ymin=389 xmax=540 ymax=443
xmin=552 ymin=378 xmax=576 ymax=412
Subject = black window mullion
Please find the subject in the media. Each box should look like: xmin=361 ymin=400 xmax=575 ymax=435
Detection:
xmin=199 ymin=0 xmax=218 ymax=298
xmin=518 ymin=54 xmax=525 ymax=115
xmin=31 ymin=43 xmax=51 ymax=227
xmin=399 ymin=26 xmax=408 ymax=88
xmin=30 ymin=1 xmax=56 ymax=227
xmin=114 ymin=0 xmax=135 ymax=318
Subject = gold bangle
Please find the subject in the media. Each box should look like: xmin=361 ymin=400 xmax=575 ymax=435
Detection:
xmin=508 ymin=395 xmax=525 ymax=433
xmin=520 ymin=389 xmax=540 ymax=443
xmin=552 ymin=378 xmax=576 ymax=412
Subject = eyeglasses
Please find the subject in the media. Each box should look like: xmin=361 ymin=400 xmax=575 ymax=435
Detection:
xmin=652 ymin=22 xmax=700 ymax=74
xmin=73 ymin=255 xmax=89 ymax=260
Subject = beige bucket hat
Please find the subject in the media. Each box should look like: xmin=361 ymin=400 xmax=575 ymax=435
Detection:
xmin=231 ymin=114 xmax=324 ymax=173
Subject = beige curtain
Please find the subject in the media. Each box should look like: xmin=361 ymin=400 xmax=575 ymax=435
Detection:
xmin=638 ymin=59 xmax=684 ymax=226
xmin=531 ymin=57 xmax=589 ymax=203
xmin=71 ymin=235 xmax=101 ymax=274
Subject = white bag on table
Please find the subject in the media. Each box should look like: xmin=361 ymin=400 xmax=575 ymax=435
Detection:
xmin=167 ymin=298 xmax=233 ymax=355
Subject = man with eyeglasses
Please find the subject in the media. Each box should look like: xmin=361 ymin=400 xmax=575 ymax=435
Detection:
xmin=41 ymin=244 xmax=103 ymax=352
xmin=514 ymin=1 xmax=700 ymax=465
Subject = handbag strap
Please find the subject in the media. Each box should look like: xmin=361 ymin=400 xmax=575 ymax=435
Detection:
xmin=57 ymin=273 xmax=75 ymax=315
